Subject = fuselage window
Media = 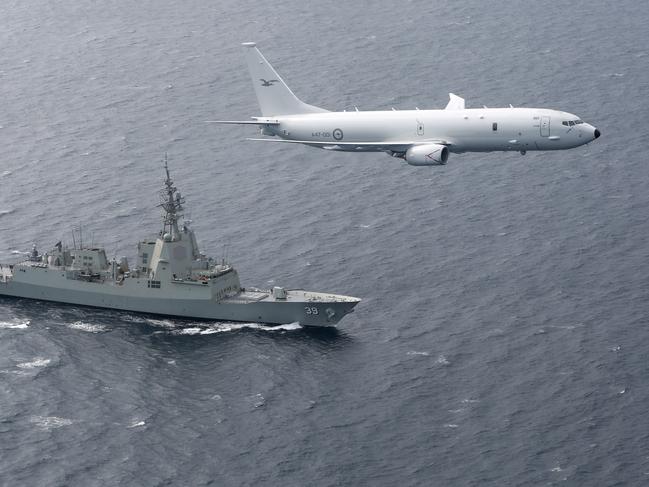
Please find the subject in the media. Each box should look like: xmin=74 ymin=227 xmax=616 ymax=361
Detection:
xmin=492 ymin=122 xmax=498 ymax=131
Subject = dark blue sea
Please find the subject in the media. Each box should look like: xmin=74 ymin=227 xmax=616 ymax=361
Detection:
xmin=1 ymin=1 xmax=648 ymax=485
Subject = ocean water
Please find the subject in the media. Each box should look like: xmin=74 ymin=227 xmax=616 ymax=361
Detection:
xmin=1 ymin=0 xmax=648 ymax=485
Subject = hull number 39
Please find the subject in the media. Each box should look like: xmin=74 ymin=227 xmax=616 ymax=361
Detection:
xmin=305 ymin=307 xmax=319 ymax=315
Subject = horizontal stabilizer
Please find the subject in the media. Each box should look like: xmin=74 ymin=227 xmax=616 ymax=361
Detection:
xmin=445 ymin=93 xmax=465 ymax=110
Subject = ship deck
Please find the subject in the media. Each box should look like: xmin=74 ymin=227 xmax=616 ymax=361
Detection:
xmin=222 ymin=290 xmax=269 ymax=304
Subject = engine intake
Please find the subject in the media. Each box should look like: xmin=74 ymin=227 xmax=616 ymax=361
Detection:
xmin=405 ymin=144 xmax=449 ymax=166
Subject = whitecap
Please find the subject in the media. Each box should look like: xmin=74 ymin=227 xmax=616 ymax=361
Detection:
xmin=436 ymin=355 xmax=450 ymax=365
xmin=273 ymin=322 xmax=302 ymax=331
xmin=444 ymin=423 xmax=458 ymax=428
xmin=30 ymin=415 xmax=73 ymax=430
xmin=67 ymin=321 xmax=108 ymax=333
xmin=253 ymin=393 xmax=265 ymax=408
xmin=17 ymin=358 xmax=51 ymax=369
xmin=127 ymin=420 xmax=146 ymax=428
xmin=1 ymin=170 xmax=11 ymax=177
xmin=122 ymin=314 xmax=147 ymax=323
xmin=0 ymin=209 xmax=15 ymax=217
xmin=175 ymin=327 xmax=203 ymax=335
xmin=145 ymin=318 xmax=177 ymax=328
xmin=0 ymin=320 xmax=30 ymax=329
xmin=169 ymin=321 xmax=302 ymax=335
xmin=406 ymin=351 xmax=430 ymax=356
xmin=197 ymin=327 xmax=224 ymax=335
xmin=550 ymin=466 xmax=563 ymax=472
xmin=461 ymin=398 xmax=480 ymax=404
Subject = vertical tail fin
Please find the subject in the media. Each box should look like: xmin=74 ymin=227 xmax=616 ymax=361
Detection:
xmin=241 ymin=42 xmax=328 ymax=117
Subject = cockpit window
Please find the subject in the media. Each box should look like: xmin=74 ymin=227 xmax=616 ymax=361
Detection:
xmin=563 ymin=119 xmax=584 ymax=126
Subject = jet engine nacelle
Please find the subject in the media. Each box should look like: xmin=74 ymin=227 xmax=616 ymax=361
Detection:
xmin=405 ymin=144 xmax=449 ymax=166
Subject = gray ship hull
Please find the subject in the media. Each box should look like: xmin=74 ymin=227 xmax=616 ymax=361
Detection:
xmin=0 ymin=281 xmax=358 ymax=327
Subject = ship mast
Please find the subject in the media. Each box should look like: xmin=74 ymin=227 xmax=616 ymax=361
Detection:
xmin=159 ymin=155 xmax=185 ymax=241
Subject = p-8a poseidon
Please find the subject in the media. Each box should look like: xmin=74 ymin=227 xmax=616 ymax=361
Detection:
xmin=213 ymin=43 xmax=600 ymax=166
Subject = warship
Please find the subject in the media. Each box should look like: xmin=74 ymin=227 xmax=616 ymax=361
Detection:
xmin=0 ymin=164 xmax=360 ymax=326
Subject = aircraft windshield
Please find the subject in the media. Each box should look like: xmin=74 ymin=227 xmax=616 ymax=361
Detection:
xmin=562 ymin=119 xmax=584 ymax=126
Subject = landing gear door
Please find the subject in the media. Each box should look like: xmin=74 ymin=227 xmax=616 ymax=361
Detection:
xmin=540 ymin=116 xmax=550 ymax=137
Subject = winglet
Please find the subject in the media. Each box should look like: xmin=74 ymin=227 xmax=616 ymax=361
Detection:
xmin=445 ymin=93 xmax=465 ymax=110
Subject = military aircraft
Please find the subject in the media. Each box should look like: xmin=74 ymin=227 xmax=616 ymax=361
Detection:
xmin=213 ymin=42 xmax=600 ymax=166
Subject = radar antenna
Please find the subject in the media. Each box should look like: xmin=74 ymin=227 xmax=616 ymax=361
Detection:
xmin=159 ymin=154 xmax=185 ymax=240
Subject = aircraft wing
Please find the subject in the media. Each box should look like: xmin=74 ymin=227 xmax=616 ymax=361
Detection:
xmin=246 ymin=138 xmax=450 ymax=151
xmin=205 ymin=118 xmax=280 ymax=125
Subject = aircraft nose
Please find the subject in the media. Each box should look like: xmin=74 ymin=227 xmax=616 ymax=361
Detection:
xmin=594 ymin=128 xmax=601 ymax=139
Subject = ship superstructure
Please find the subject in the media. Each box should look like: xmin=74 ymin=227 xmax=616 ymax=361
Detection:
xmin=0 ymin=164 xmax=359 ymax=326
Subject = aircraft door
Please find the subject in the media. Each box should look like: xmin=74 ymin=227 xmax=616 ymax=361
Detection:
xmin=540 ymin=116 xmax=550 ymax=137
xmin=416 ymin=120 xmax=424 ymax=136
